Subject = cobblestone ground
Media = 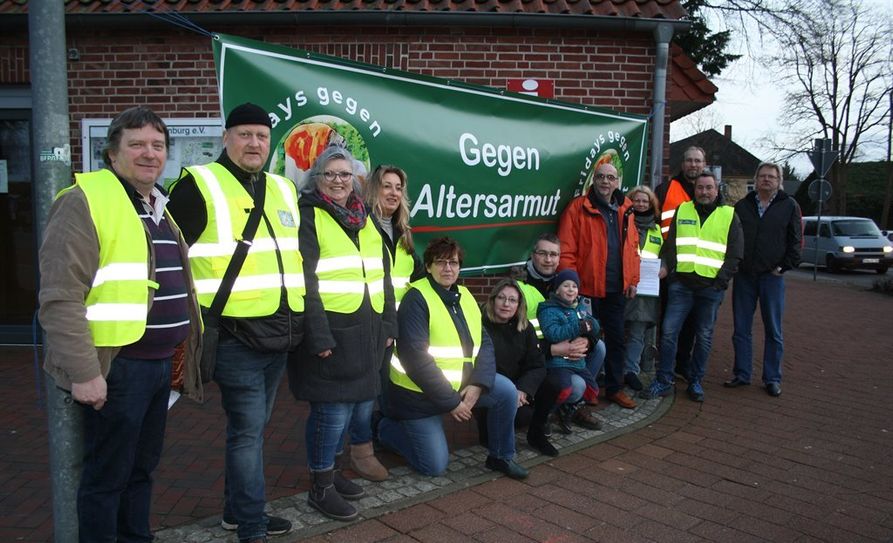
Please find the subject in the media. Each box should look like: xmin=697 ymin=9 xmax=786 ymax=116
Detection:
xmin=3 ymin=274 xmax=892 ymax=542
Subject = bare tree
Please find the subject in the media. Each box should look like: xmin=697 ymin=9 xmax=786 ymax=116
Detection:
xmin=769 ymin=0 xmax=892 ymax=213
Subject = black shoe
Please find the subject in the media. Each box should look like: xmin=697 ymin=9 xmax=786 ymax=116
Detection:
xmin=222 ymin=515 xmax=292 ymax=536
xmin=542 ymin=421 xmax=552 ymax=438
xmin=333 ymin=470 xmax=365 ymax=500
xmin=309 ymin=470 xmax=358 ymax=521
xmin=624 ymin=372 xmax=644 ymax=392
xmin=556 ymin=406 xmax=573 ymax=435
xmin=766 ymin=383 xmax=782 ymax=397
xmin=723 ymin=377 xmax=751 ymax=388
xmin=485 ymin=456 xmax=529 ymax=479
xmin=527 ymin=428 xmax=559 ymax=457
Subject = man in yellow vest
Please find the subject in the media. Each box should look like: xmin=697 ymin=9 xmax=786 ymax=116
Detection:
xmin=655 ymin=146 xmax=707 ymax=383
xmin=642 ymin=170 xmax=742 ymax=403
xmin=39 ymin=106 xmax=203 ymax=542
xmin=168 ymin=103 xmax=304 ymax=543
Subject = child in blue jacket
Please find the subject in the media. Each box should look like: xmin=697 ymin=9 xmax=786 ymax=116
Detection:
xmin=537 ymin=268 xmax=601 ymax=408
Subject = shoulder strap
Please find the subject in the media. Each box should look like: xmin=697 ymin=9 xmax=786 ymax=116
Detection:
xmin=203 ymin=179 xmax=268 ymax=326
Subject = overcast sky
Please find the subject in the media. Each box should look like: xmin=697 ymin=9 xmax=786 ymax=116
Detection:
xmin=669 ymin=0 xmax=892 ymax=179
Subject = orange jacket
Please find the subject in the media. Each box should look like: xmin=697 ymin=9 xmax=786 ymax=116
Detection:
xmin=558 ymin=191 xmax=640 ymax=299
xmin=659 ymin=178 xmax=692 ymax=238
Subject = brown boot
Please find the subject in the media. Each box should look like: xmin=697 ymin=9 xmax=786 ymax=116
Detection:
xmin=349 ymin=441 xmax=389 ymax=481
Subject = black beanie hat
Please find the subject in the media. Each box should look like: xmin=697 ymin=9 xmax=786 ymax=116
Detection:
xmin=551 ymin=269 xmax=581 ymax=292
xmin=225 ymin=102 xmax=272 ymax=129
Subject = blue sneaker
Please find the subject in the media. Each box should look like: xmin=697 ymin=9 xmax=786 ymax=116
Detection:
xmin=640 ymin=379 xmax=673 ymax=399
xmin=687 ymin=381 xmax=705 ymax=402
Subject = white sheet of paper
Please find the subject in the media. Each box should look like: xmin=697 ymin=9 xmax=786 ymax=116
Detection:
xmin=637 ymin=258 xmax=661 ymax=297
xmin=168 ymin=390 xmax=181 ymax=410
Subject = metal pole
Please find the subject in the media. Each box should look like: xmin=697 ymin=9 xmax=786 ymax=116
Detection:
xmin=649 ymin=23 xmax=673 ymax=189
xmin=29 ymin=1 xmax=79 ymax=541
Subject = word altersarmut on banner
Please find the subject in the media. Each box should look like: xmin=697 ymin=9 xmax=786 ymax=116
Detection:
xmin=411 ymin=183 xmax=561 ymax=220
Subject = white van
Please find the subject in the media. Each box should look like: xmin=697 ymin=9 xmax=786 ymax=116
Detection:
xmin=800 ymin=216 xmax=893 ymax=274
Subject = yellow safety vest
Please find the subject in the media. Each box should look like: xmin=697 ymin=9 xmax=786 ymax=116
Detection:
xmin=390 ymin=279 xmax=482 ymax=393
xmin=389 ymin=243 xmax=415 ymax=305
xmin=181 ymin=163 xmax=304 ymax=316
xmin=313 ymin=208 xmax=386 ymax=314
xmin=517 ymin=281 xmax=545 ymax=339
xmin=640 ymin=224 xmax=664 ymax=259
xmin=59 ymin=170 xmax=154 ymax=346
xmin=675 ymin=202 xmax=734 ymax=278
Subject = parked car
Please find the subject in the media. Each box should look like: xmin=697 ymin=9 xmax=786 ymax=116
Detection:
xmin=800 ymin=216 xmax=893 ymax=274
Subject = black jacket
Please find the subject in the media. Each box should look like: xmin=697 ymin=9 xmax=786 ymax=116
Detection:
xmin=386 ymin=276 xmax=496 ymax=420
xmin=482 ymin=314 xmax=546 ymax=399
xmin=287 ymin=195 xmax=397 ymax=403
xmin=735 ymin=190 xmax=802 ymax=275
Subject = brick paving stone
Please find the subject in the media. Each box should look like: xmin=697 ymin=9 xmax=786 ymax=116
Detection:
xmin=379 ymin=503 xmax=445 ymax=533
xmin=6 ymin=277 xmax=893 ymax=542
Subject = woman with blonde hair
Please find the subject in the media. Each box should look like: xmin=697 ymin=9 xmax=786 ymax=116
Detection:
xmin=479 ymin=277 xmax=560 ymax=456
xmin=622 ymin=185 xmax=665 ymax=391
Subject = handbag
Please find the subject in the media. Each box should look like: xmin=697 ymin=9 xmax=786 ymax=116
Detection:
xmin=199 ymin=182 xmax=267 ymax=383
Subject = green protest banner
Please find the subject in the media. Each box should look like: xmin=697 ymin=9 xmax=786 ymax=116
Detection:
xmin=213 ymin=33 xmax=648 ymax=273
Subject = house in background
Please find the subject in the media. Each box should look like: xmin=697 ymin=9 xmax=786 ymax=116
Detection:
xmin=0 ymin=0 xmax=716 ymax=342
xmin=670 ymin=125 xmax=762 ymax=203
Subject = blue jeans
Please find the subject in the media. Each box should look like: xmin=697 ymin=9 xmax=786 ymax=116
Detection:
xmin=656 ymin=281 xmax=725 ymax=385
xmin=78 ymin=356 xmax=171 ymax=543
xmin=588 ymin=292 xmax=626 ymax=395
xmin=566 ymin=339 xmax=606 ymax=404
xmin=624 ymin=320 xmax=655 ymax=375
xmin=379 ymin=374 xmax=518 ymax=476
xmin=732 ymin=272 xmax=785 ymax=384
xmin=307 ymin=400 xmax=374 ymax=471
xmin=214 ymin=335 xmax=286 ymax=541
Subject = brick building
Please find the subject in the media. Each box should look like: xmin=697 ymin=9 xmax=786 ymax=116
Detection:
xmin=0 ymin=0 xmax=714 ymax=341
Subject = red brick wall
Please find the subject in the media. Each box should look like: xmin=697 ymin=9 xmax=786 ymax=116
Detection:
xmin=0 ymin=25 xmax=658 ymax=169
xmin=0 ymin=22 xmax=662 ymax=290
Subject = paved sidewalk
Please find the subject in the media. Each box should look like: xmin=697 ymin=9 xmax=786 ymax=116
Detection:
xmin=3 ymin=275 xmax=893 ymax=541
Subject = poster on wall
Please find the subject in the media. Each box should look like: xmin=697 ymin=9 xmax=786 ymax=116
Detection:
xmin=213 ymin=33 xmax=649 ymax=273
xmin=81 ymin=119 xmax=224 ymax=189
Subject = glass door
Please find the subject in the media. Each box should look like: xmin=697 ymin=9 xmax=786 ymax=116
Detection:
xmin=0 ymin=110 xmax=35 ymax=341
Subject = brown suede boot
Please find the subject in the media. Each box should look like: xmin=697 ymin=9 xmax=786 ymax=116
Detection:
xmin=349 ymin=441 xmax=389 ymax=481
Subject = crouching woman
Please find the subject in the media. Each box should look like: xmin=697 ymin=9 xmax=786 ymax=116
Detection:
xmin=379 ymin=237 xmax=529 ymax=480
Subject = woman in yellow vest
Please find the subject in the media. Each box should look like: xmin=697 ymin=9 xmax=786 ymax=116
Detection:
xmin=622 ymin=186 xmax=666 ymax=391
xmin=286 ymin=146 xmax=397 ymax=522
xmin=378 ymin=237 xmax=529 ymax=480
xmin=341 ymin=164 xmax=424 ymax=482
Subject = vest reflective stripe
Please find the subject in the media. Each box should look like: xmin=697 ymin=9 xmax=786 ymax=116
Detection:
xmin=660 ymin=179 xmax=692 ymax=237
xmin=517 ymin=281 xmax=545 ymax=339
xmin=390 ymin=244 xmax=416 ymax=303
xmin=194 ymin=273 xmax=306 ymax=295
xmin=313 ymin=208 xmax=386 ymax=314
xmin=639 ymin=224 xmax=664 ymax=260
xmin=390 ymin=280 xmax=482 ymax=393
xmin=674 ymin=202 xmax=735 ymax=278
xmin=183 ymin=163 xmax=304 ymax=316
xmin=188 ymin=237 xmax=300 ymax=258
xmin=64 ymin=170 xmax=151 ymax=346
xmin=91 ymin=262 xmax=150 ymax=288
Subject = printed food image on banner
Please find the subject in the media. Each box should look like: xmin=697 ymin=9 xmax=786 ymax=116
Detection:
xmin=270 ymin=115 xmax=371 ymax=190
xmin=213 ymin=33 xmax=649 ymax=273
xmin=581 ymin=149 xmax=624 ymax=196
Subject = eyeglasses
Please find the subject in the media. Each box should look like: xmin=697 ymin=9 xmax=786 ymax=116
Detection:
xmin=433 ymin=259 xmax=460 ymax=269
xmin=533 ymin=250 xmax=560 ymax=258
xmin=594 ymin=174 xmax=618 ymax=182
xmin=322 ymin=170 xmax=353 ymax=182
xmin=495 ymin=294 xmax=519 ymax=305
